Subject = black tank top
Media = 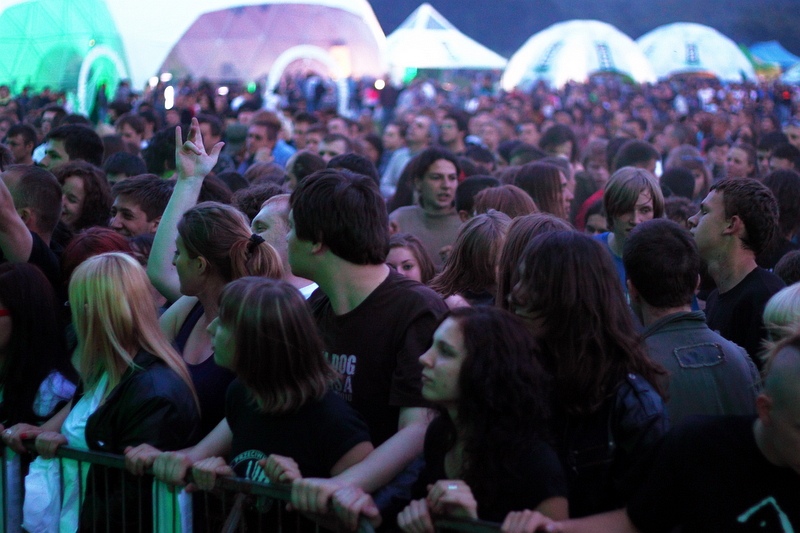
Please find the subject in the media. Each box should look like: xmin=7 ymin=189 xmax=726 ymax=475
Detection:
xmin=173 ymin=302 xmax=235 ymax=436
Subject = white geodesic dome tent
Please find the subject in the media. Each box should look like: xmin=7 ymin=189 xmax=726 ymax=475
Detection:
xmin=636 ymin=23 xmax=756 ymax=82
xmin=501 ymin=20 xmax=656 ymax=90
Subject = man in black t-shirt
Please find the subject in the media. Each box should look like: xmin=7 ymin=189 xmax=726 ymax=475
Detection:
xmin=0 ymin=165 xmax=62 ymax=288
xmin=501 ymin=346 xmax=800 ymax=532
xmin=687 ymin=179 xmax=784 ymax=367
xmin=287 ymin=169 xmax=447 ymax=524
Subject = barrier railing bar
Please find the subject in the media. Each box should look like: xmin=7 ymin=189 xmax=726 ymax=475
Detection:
xmin=8 ymin=441 xmax=503 ymax=532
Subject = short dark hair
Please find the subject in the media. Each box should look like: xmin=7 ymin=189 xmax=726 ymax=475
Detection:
xmin=290 ymin=169 xmax=388 ymax=264
xmin=623 ymin=219 xmax=701 ymax=308
xmin=328 ymin=152 xmax=379 ymax=186
xmin=7 ymin=123 xmax=37 ymax=147
xmin=115 ymin=113 xmax=145 ymax=135
xmin=293 ymin=111 xmax=317 ymax=125
xmin=232 ymin=182 xmax=286 ymax=221
xmin=251 ymin=120 xmax=280 ymax=142
xmin=102 ymin=152 xmax=147 ymax=178
xmin=509 ymin=143 xmax=547 ymax=165
xmin=443 ymin=109 xmax=470 ymax=134
xmin=410 ymin=146 xmax=461 ymax=181
xmin=660 ymin=167 xmax=695 ymax=200
xmin=464 ymin=144 xmax=495 ymax=165
xmin=46 ymin=124 xmax=104 ymax=167
xmin=289 ymin=151 xmax=326 ymax=184
xmin=539 ymin=124 xmax=578 ymax=162
xmin=770 ymin=143 xmax=800 ymax=170
xmin=711 ymin=178 xmax=778 ymax=255
xmin=613 ymin=139 xmax=659 ymax=171
xmin=196 ymin=113 xmax=223 ymax=137
xmin=757 ymin=131 xmax=788 ymax=152
xmin=142 ymin=126 xmax=178 ymax=175
xmin=4 ymin=165 xmax=62 ymax=233
xmin=111 ymin=174 xmax=174 ymax=221
xmin=774 ymin=250 xmax=800 ymax=286
xmin=455 ymin=175 xmax=500 ymax=214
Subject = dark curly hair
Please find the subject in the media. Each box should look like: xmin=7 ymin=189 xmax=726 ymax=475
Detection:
xmin=53 ymin=160 xmax=113 ymax=231
xmin=711 ymin=178 xmax=778 ymax=255
xmin=437 ymin=306 xmax=553 ymax=512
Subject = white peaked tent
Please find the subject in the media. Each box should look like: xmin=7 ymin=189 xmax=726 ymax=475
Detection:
xmin=385 ymin=3 xmax=507 ymax=82
xmin=103 ymin=0 xmax=386 ymax=88
xmin=501 ymin=20 xmax=656 ymax=90
xmin=637 ymin=23 xmax=756 ymax=82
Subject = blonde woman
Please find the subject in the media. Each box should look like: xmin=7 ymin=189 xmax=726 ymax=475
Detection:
xmin=7 ymin=253 xmax=200 ymax=532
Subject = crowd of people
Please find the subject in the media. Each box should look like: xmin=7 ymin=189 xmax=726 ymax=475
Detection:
xmin=0 ymin=73 xmax=799 ymax=532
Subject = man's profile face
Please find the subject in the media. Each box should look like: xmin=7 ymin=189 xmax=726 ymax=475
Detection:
xmin=40 ymin=139 xmax=69 ymax=170
xmin=5 ymin=134 xmax=32 ymax=163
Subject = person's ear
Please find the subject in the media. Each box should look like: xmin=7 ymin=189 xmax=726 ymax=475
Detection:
xmin=755 ymin=393 xmax=773 ymax=426
xmin=724 ymin=214 xmax=744 ymax=237
xmin=458 ymin=210 xmax=471 ymax=223
xmin=196 ymin=255 xmax=209 ymax=275
xmin=148 ymin=216 xmax=162 ymax=235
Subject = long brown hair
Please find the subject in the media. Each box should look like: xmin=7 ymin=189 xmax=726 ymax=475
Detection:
xmin=510 ymin=231 xmax=665 ymax=415
xmin=495 ymin=214 xmax=573 ymax=309
xmin=429 ymin=211 xmax=510 ymax=298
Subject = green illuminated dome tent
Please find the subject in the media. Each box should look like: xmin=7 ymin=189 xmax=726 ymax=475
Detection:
xmin=1 ymin=0 xmax=386 ymax=115
xmin=0 ymin=0 xmax=128 ymax=114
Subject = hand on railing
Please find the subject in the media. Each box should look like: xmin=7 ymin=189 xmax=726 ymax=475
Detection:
xmin=1 ymin=423 xmax=43 ymax=454
xmin=331 ymin=485 xmax=382 ymax=532
xmin=398 ymin=498 xmax=435 ymax=533
xmin=425 ymin=480 xmax=478 ymax=520
xmin=289 ymin=476 xmax=344 ymax=514
xmin=124 ymin=443 xmax=164 ymax=475
xmin=153 ymin=451 xmax=194 ymax=488
xmin=398 ymin=480 xmax=479 ymax=533
xmin=501 ymin=510 xmax=560 ymax=533
xmin=191 ymin=456 xmax=235 ymax=491
xmin=259 ymin=454 xmax=302 ymax=484
xmin=34 ymin=431 xmax=68 ymax=459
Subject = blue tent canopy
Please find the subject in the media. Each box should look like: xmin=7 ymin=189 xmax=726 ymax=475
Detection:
xmin=750 ymin=41 xmax=800 ymax=69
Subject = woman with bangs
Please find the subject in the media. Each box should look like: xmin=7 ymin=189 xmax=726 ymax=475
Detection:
xmin=126 ymin=277 xmax=372 ymax=527
xmin=5 ymin=252 xmax=199 ymax=532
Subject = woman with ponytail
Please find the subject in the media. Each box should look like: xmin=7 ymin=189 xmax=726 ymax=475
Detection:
xmin=148 ymin=118 xmax=283 ymax=434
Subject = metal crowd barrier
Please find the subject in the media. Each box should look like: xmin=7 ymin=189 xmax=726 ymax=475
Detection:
xmin=1 ymin=443 xmax=502 ymax=532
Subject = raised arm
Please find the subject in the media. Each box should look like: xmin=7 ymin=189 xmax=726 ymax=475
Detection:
xmin=147 ymin=118 xmax=223 ymax=301
xmin=0 ymin=175 xmax=33 ymax=262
